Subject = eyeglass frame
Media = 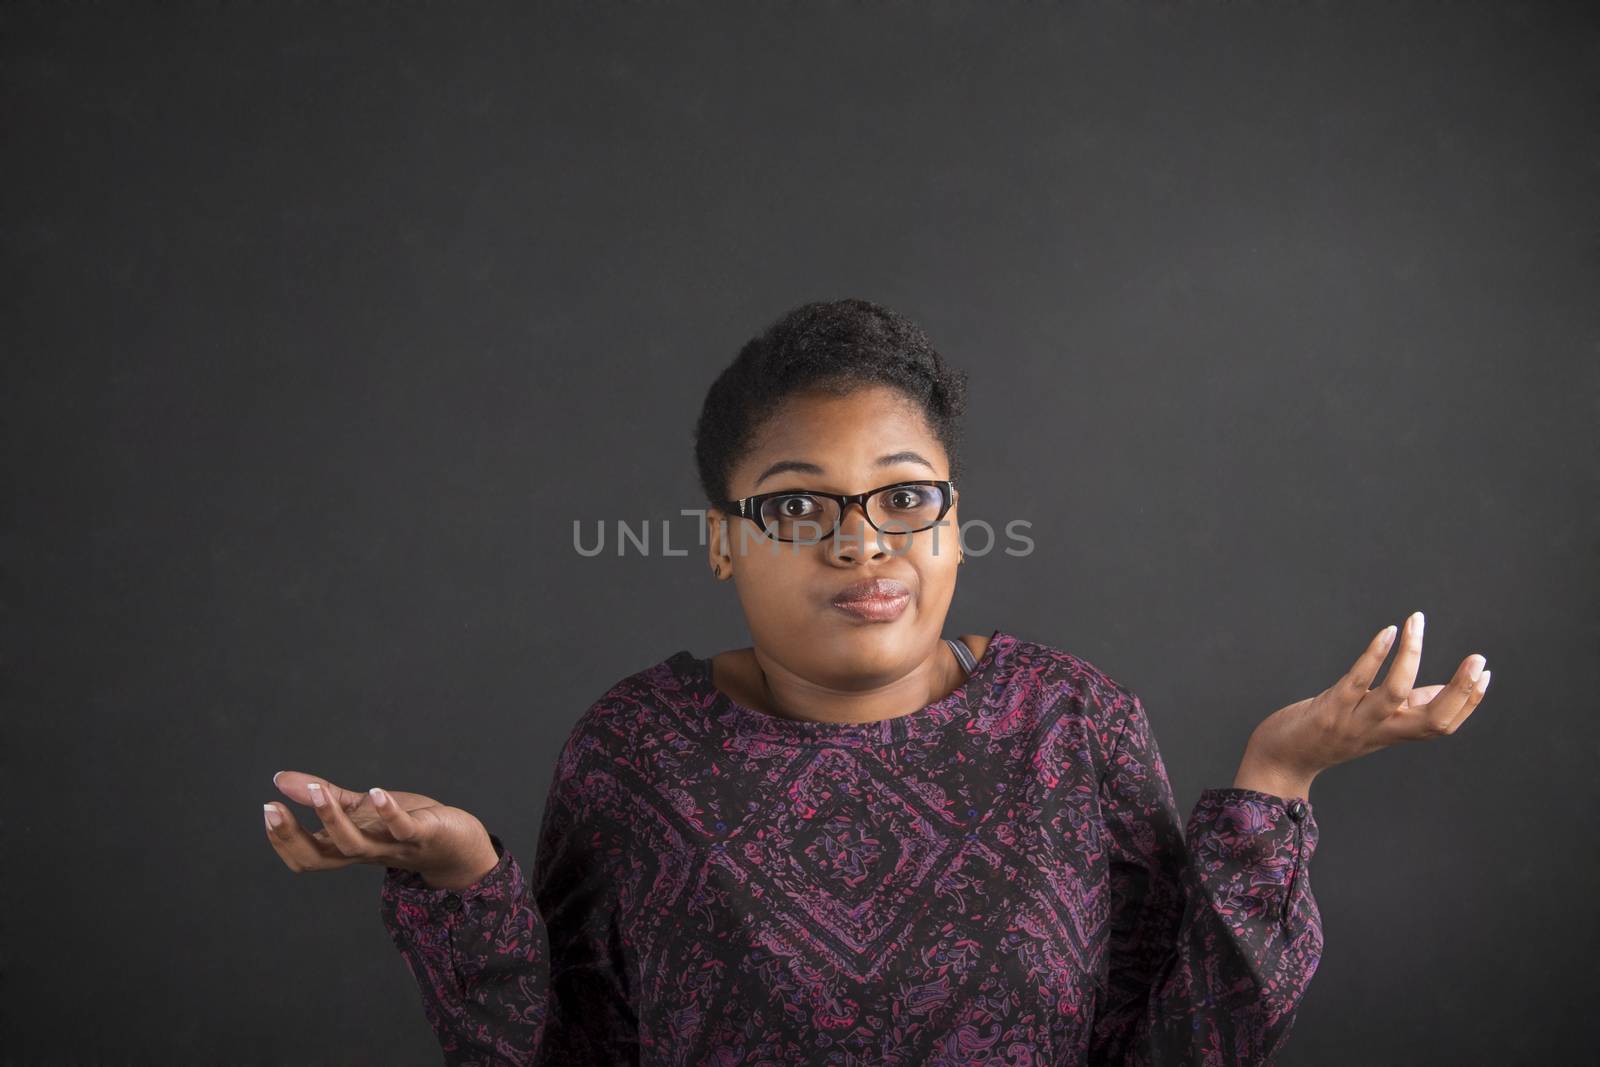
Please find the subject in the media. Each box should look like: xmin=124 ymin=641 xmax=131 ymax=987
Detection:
xmin=715 ymin=478 xmax=959 ymax=544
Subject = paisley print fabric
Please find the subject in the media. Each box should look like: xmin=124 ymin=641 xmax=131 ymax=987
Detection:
xmin=380 ymin=629 xmax=1322 ymax=1065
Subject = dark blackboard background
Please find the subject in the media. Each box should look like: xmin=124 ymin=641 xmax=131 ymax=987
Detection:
xmin=5 ymin=2 xmax=1596 ymax=1063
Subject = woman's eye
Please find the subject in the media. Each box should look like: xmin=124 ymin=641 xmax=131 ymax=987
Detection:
xmin=776 ymin=495 xmax=819 ymax=516
xmin=885 ymin=488 xmax=925 ymax=510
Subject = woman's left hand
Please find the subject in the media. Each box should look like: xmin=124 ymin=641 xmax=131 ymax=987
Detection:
xmin=1234 ymin=611 xmax=1492 ymax=798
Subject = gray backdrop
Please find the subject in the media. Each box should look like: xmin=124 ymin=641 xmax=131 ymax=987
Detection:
xmin=6 ymin=2 xmax=1596 ymax=1063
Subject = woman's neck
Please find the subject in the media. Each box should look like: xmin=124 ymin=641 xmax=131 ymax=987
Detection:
xmin=710 ymin=634 xmax=986 ymax=725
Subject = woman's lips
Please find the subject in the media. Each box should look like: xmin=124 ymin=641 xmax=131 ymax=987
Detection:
xmin=833 ymin=594 xmax=910 ymax=621
xmin=830 ymin=578 xmax=912 ymax=622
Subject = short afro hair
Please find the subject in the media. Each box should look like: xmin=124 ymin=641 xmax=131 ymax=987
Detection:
xmin=693 ymin=298 xmax=969 ymax=509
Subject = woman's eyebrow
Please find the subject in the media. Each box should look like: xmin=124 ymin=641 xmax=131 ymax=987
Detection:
xmin=751 ymin=451 xmax=938 ymax=488
xmin=875 ymin=450 xmax=938 ymax=474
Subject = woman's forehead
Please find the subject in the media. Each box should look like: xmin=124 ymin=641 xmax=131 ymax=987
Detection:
xmin=728 ymin=387 xmax=948 ymax=490
xmin=744 ymin=448 xmax=944 ymax=489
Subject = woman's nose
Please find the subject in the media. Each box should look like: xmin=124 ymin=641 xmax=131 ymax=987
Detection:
xmin=830 ymin=502 xmax=889 ymax=560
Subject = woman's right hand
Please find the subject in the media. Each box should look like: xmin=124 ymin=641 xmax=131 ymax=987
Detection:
xmin=263 ymin=770 xmax=502 ymax=891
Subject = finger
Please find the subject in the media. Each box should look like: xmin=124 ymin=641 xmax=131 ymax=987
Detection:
xmin=1441 ymin=668 xmax=1491 ymax=733
xmin=366 ymin=786 xmax=433 ymax=853
xmin=1375 ymin=611 xmax=1426 ymax=709
xmin=1412 ymin=654 xmax=1488 ymax=735
xmin=274 ymin=769 xmax=365 ymax=811
xmin=304 ymin=779 xmax=374 ymax=857
xmin=1405 ymin=684 xmax=1449 ymax=707
xmin=1379 ymin=654 xmax=1487 ymax=742
xmin=1340 ymin=623 xmax=1400 ymax=709
xmin=262 ymin=800 xmax=358 ymax=873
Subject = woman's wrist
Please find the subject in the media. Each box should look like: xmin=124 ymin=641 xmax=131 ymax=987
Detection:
xmin=1231 ymin=746 xmax=1318 ymax=801
xmin=418 ymin=838 xmax=501 ymax=892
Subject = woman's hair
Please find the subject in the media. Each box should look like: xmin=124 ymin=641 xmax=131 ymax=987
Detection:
xmin=693 ymin=298 xmax=969 ymax=508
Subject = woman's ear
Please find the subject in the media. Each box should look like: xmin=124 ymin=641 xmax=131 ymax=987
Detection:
xmin=706 ymin=509 xmax=732 ymax=580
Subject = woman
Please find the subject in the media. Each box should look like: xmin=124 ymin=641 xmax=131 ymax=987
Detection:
xmin=263 ymin=299 xmax=1492 ymax=1065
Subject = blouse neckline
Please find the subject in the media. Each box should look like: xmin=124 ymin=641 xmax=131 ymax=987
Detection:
xmin=674 ymin=628 xmax=1011 ymax=746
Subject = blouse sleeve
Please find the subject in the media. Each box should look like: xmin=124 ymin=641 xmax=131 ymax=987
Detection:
xmin=379 ymin=713 xmax=641 ymax=1065
xmin=1088 ymin=692 xmax=1324 ymax=1066
xmin=380 ymin=831 xmax=551 ymax=1065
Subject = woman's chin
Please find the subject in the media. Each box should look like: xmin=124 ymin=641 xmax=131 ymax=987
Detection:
xmin=817 ymin=616 xmax=919 ymax=676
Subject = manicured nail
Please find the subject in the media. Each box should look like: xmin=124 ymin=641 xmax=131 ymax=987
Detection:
xmin=273 ymin=771 xmax=284 ymax=787
xmin=263 ymin=804 xmax=282 ymax=831
xmin=1410 ymin=611 xmax=1425 ymax=637
xmin=1468 ymin=656 xmax=1486 ymax=680
xmin=1477 ymin=669 xmax=1491 ymax=690
xmin=1380 ymin=625 xmax=1397 ymax=650
xmin=308 ymin=782 xmax=326 ymax=809
xmin=369 ymin=787 xmax=389 ymax=807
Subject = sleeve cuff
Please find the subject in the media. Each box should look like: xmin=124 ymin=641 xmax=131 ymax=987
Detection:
xmin=1198 ymin=786 xmax=1314 ymax=817
xmin=1188 ymin=788 xmax=1319 ymax=919
xmin=381 ymin=831 xmax=521 ymax=925
xmin=1189 ymin=787 xmax=1318 ymax=867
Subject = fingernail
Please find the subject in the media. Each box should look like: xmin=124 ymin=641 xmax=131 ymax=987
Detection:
xmin=369 ymin=787 xmax=389 ymax=807
xmin=308 ymin=782 xmax=326 ymax=809
xmin=1468 ymin=656 xmax=1486 ymax=680
xmin=272 ymin=771 xmax=284 ymax=787
xmin=1478 ymin=669 xmax=1491 ymax=690
xmin=263 ymin=804 xmax=282 ymax=831
xmin=1410 ymin=611 xmax=1425 ymax=637
xmin=1380 ymin=625 xmax=1397 ymax=650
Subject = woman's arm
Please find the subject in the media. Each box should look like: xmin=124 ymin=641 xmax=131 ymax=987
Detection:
xmin=381 ymin=709 xmax=641 ymax=1065
xmin=1088 ymin=692 xmax=1323 ymax=1066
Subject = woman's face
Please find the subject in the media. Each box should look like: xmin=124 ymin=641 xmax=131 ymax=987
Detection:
xmin=708 ymin=384 xmax=961 ymax=689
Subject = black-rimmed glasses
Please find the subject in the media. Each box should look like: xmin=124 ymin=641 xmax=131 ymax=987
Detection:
xmin=718 ymin=479 xmax=956 ymax=544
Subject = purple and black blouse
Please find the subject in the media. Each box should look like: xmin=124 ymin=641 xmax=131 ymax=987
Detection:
xmin=380 ymin=629 xmax=1322 ymax=1065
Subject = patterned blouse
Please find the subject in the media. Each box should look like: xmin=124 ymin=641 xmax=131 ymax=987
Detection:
xmin=380 ymin=629 xmax=1322 ymax=1065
